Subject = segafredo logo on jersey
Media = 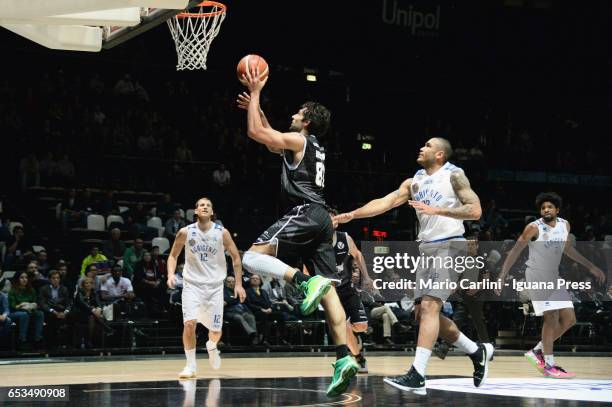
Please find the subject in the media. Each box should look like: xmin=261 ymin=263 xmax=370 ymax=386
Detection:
xmin=382 ymin=0 xmax=441 ymax=35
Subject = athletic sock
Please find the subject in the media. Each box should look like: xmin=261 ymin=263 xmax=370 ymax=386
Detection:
xmin=185 ymin=348 xmax=196 ymax=368
xmin=335 ymin=344 xmax=349 ymax=360
xmin=354 ymin=351 xmax=364 ymax=362
xmin=453 ymin=332 xmax=479 ymax=355
xmin=292 ymin=271 xmax=311 ymax=286
xmin=412 ymin=347 xmax=432 ymax=376
xmin=533 ymin=341 xmax=544 ymax=352
xmin=544 ymin=354 xmax=554 ymax=367
xmin=206 ymin=340 xmax=217 ymax=351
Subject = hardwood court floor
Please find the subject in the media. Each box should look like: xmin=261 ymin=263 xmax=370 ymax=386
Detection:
xmin=1 ymin=355 xmax=611 ymax=386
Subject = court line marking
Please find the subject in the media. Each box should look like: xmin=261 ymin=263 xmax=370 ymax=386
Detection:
xmin=82 ymin=385 xmax=362 ymax=406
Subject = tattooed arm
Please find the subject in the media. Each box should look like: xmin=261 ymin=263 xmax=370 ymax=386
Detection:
xmin=408 ymin=169 xmax=482 ymax=220
xmin=335 ymin=178 xmax=412 ymax=223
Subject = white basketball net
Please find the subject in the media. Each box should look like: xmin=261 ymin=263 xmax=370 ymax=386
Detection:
xmin=167 ymin=1 xmax=226 ymax=71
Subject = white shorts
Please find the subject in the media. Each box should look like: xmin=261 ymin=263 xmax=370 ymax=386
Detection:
xmin=531 ymin=289 xmax=574 ymax=316
xmin=181 ymin=282 xmax=224 ymax=331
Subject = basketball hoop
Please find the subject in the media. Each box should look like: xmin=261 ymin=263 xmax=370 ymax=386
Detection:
xmin=167 ymin=1 xmax=227 ymax=71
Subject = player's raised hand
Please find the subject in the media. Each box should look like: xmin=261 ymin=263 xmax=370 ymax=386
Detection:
xmin=242 ymin=64 xmax=268 ymax=93
xmin=408 ymin=200 xmax=439 ymax=215
xmin=236 ymin=91 xmax=250 ymax=110
xmin=235 ymin=284 xmax=247 ymax=303
xmin=334 ymin=212 xmax=354 ymax=224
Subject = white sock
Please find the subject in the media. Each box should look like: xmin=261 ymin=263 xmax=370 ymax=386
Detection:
xmin=533 ymin=341 xmax=543 ymax=351
xmin=185 ymin=348 xmax=196 ymax=368
xmin=412 ymin=347 xmax=432 ymax=377
xmin=206 ymin=340 xmax=217 ymax=351
xmin=544 ymin=354 xmax=554 ymax=367
xmin=452 ymin=333 xmax=479 ymax=355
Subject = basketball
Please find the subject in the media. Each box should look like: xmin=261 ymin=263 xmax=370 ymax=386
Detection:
xmin=237 ymin=54 xmax=269 ymax=84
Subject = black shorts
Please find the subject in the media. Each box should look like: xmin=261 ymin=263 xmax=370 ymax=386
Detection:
xmin=336 ymin=285 xmax=369 ymax=324
xmin=254 ymin=203 xmax=336 ymax=279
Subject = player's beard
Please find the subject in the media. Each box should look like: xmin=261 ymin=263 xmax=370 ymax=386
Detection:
xmin=543 ymin=214 xmax=555 ymax=222
xmin=289 ymin=122 xmax=301 ymax=132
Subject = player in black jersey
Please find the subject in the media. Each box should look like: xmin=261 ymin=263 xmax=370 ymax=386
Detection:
xmin=237 ymin=66 xmax=358 ymax=396
xmin=329 ymin=208 xmax=372 ymax=373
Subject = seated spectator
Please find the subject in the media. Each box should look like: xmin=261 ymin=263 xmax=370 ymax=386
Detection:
xmin=175 ymin=140 xmax=193 ymax=161
xmin=165 ymin=210 xmax=186 ymax=240
xmin=125 ymin=203 xmax=158 ymax=241
xmin=0 ymin=265 xmax=12 ymax=293
xmin=268 ymin=278 xmax=294 ymax=315
xmin=156 ymin=193 xmax=176 ymax=221
xmin=0 ymin=291 xmax=12 ymax=346
xmin=360 ymin=286 xmax=408 ymax=345
xmin=39 ymin=152 xmax=58 ymax=185
xmin=38 ymin=270 xmax=72 ymax=349
xmin=123 ymin=238 xmax=145 ymax=279
xmin=246 ymin=274 xmax=288 ymax=345
xmin=102 ymin=228 xmax=126 ymax=263
xmin=77 ymin=264 xmax=109 ymax=295
xmin=133 ymin=251 xmax=165 ymax=315
xmin=55 ymin=262 xmax=74 ymax=294
xmin=212 ymin=163 xmax=231 ymax=189
xmin=73 ymin=277 xmax=113 ymax=348
xmin=25 ymin=261 xmax=49 ymax=292
xmin=8 ymin=271 xmax=44 ymax=349
xmin=61 ymin=188 xmax=87 ymax=230
xmin=151 ymin=246 xmax=167 ymax=276
xmin=96 ymin=191 xmax=119 ymax=217
xmin=56 ymin=154 xmax=76 ymax=186
xmin=19 ymin=152 xmax=40 ymax=191
xmin=36 ymin=250 xmax=51 ymax=277
xmin=100 ymin=264 xmax=135 ymax=305
xmin=224 ymin=276 xmax=258 ymax=345
xmin=4 ymin=226 xmax=34 ymax=270
xmin=80 ymin=246 xmax=108 ymax=276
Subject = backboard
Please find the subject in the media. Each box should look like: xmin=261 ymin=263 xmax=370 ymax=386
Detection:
xmin=0 ymin=0 xmax=202 ymax=52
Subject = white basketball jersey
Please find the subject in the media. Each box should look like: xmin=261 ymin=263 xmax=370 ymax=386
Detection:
xmin=411 ymin=162 xmax=465 ymax=242
xmin=526 ymin=217 xmax=568 ymax=275
xmin=183 ymin=222 xmax=227 ymax=286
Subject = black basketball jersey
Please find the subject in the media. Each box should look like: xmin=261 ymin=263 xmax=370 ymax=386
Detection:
xmin=334 ymin=231 xmax=353 ymax=288
xmin=280 ymin=134 xmax=327 ymax=210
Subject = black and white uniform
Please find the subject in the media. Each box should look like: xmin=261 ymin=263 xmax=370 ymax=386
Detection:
xmin=254 ymin=134 xmax=336 ymax=279
xmin=526 ymin=217 xmax=573 ymax=316
xmin=411 ymin=162 xmax=467 ymax=302
xmin=334 ymin=231 xmax=368 ymax=324
xmin=182 ymin=222 xmax=226 ymax=331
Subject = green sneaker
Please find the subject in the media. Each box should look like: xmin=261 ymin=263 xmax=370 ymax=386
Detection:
xmin=326 ymin=355 xmax=359 ymax=397
xmin=299 ymin=275 xmax=332 ymax=315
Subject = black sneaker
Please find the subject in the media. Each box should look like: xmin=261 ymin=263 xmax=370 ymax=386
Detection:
xmin=469 ymin=342 xmax=494 ymax=387
xmin=383 ymin=366 xmax=426 ymax=395
xmin=357 ymin=356 xmax=368 ymax=374
xmin=433 ymin=341 xmax=450 ymax=360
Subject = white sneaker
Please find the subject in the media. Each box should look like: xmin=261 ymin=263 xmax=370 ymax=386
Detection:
xmin=206 ymin=340 xmax=221 ymax=370
xmin=178 ymin=365 xmax=197 ymax=379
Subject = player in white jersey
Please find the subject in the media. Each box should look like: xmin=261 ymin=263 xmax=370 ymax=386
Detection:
xmin=167 ymin=197 xmax=245 ymax=379
xmin=336 ymin=138 xmax=493 ymax=395
xmin=497 ymin=192 xmax=605 ymax=379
